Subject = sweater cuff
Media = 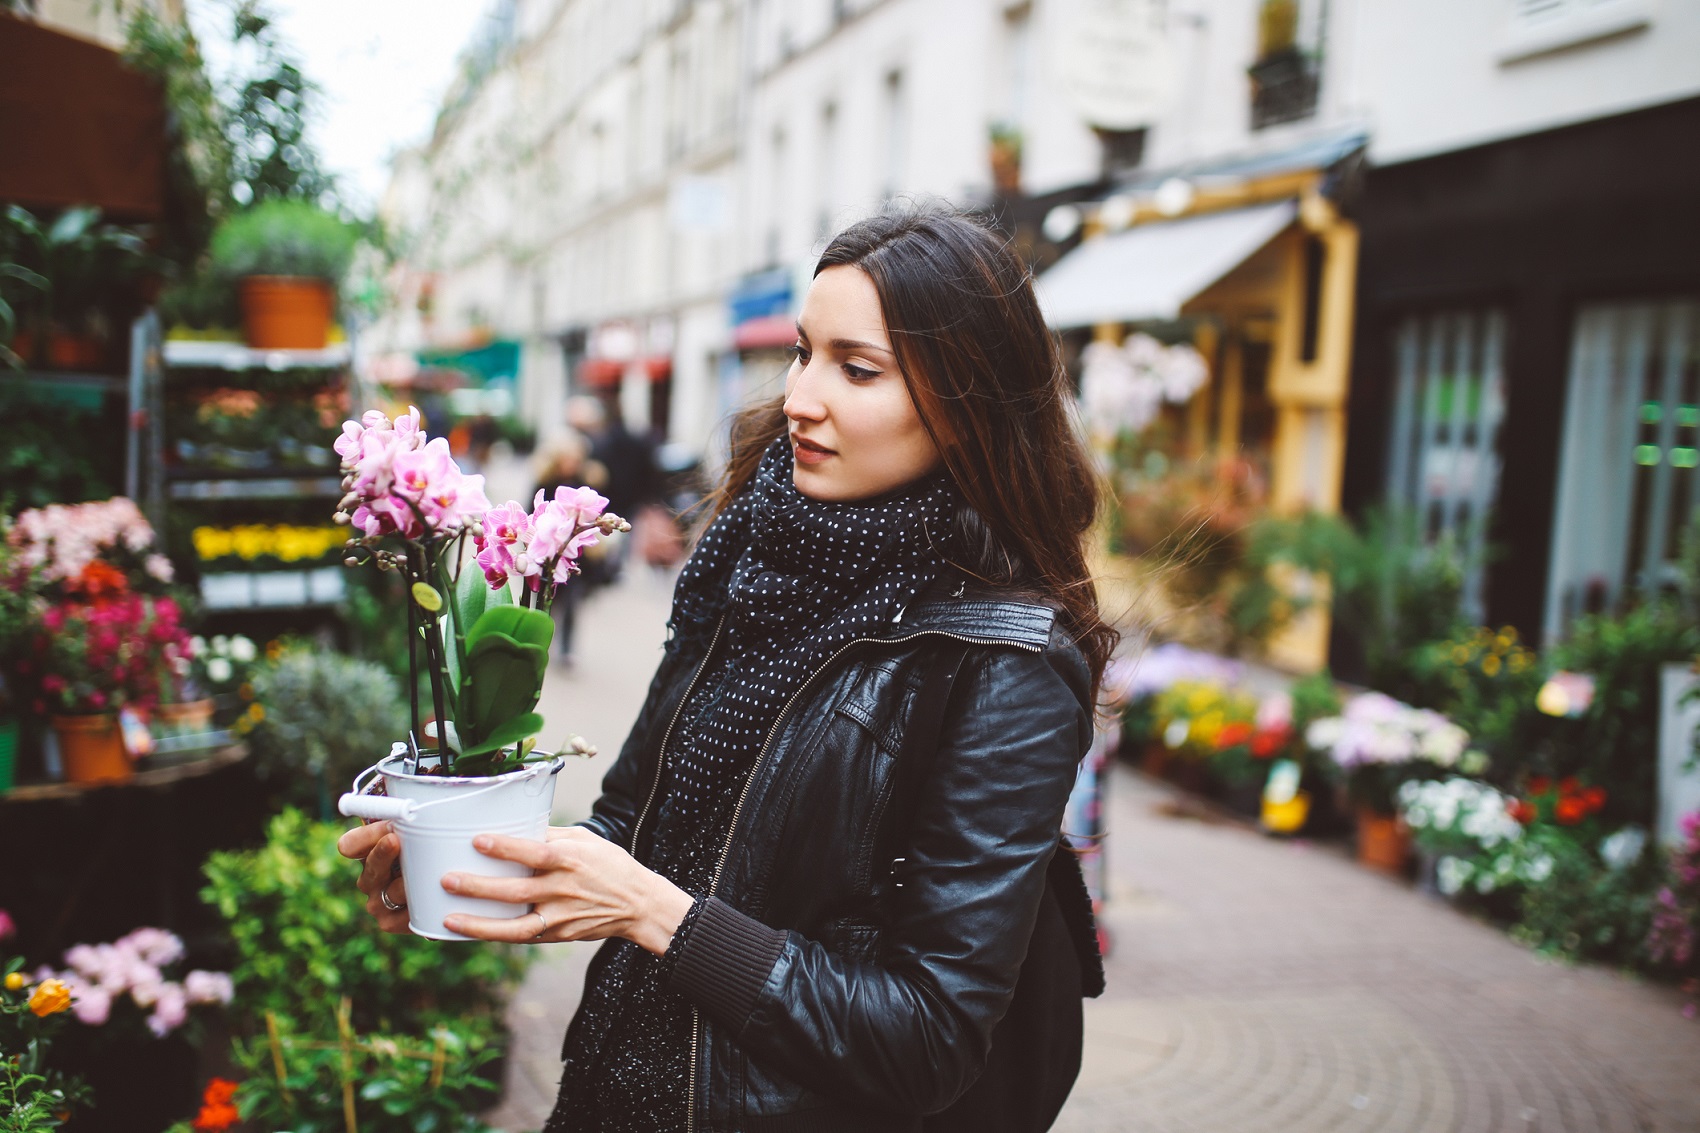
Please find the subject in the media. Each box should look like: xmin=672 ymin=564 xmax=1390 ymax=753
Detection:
xmin=663 ymin=896 xmax=788 ymax=1031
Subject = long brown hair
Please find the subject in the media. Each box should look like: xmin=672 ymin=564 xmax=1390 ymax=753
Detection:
xmin=713 ymin=206 xmax=1118 ymax=695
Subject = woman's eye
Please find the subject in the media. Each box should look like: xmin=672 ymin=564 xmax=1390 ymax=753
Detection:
xmin=843 ymin=363 xmax=880 ymax=381
xmin=787 ymin=343 xmax=810 ymax=365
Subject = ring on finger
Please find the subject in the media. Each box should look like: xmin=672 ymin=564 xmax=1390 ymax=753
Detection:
xmin=380 ymin=883 xmax=407 ymax=913
xmin=531 ymin=910 xmax=548 ymax=938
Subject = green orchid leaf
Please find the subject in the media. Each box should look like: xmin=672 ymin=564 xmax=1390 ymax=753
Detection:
xmin=458 ymin=611 xmax=551 ymax=748
xmin=444 ymin=563 xmax=514 ymax=697
xmin=457 ymin=712 xmax=545 ymax=758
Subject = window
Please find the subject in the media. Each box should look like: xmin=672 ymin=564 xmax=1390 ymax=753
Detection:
xmin=1545 ymin=300 xmax=1700 ymax=639
xmin=883 ymin=70 xmax=906 ymax=200
xmin=1248 ymin=0 xmax=1322 ymax=130
xmin=1500 ymin=0 xmax=1653 ymax=62
xmin=817 ymin=101 xmax=838 ymax=238
xmin=1386 ymin=309 xmax=1509 ymax=620
xmin=1095 ymin=127 xmax=1147 ymax=177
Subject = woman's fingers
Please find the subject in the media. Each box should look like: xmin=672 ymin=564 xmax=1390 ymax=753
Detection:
xmin=441 ymin=909 xmax=552 ymax=943
xmin=337 ymin=820 xmax=391 ymax=861
xmin=355 ymin=830 xmax=402 ymax=896
xmin=470 ymin=832 xmax=559 ymax=869
xmin=441 ymin=869 xmax=541 ymax=904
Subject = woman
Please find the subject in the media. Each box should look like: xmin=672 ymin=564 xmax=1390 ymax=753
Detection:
xmin=338 ymin=207 xmax=1117 ymax=1131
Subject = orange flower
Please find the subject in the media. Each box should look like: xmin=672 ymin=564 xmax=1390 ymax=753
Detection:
xmin=1555 ymin=796 xmax=1587 ymax=825
xmin=192 ymin=1078 xmax=240 ymax=1131
xmin=1581 ymin=786 xmax=1607 ymax=813
xmin=28 ymin=978 xmax=71 ymax=1017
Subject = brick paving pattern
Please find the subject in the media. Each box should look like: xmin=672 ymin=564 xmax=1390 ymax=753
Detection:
xmin=481 ymin=565 xmax=1700 ymax=1132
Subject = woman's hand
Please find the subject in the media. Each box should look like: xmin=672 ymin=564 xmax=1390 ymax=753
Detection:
xmin=440 ymin=826 xmax=694 ymax=953
xmin=336 ymin=820 xmax=413 ymax=935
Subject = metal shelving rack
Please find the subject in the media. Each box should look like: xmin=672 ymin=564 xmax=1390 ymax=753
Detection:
xmin=156 ymin=333 xmax=355 ymax=616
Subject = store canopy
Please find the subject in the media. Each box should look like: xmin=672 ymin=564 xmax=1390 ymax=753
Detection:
xmin=0 ymin=14 xmax=165 ymax=218
xmin=1035 ymin=200 xmax=1297 ymax=329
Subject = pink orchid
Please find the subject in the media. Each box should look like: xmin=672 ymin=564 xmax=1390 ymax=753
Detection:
xmin=473 ymin=501 xmax=532 ymax=586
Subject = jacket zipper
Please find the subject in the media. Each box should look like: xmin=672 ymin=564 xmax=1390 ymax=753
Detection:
xmin=686 ymin=627 xmax=1040 ymax=1132
xmin=630 ymin=615 xmax=727 ymax=858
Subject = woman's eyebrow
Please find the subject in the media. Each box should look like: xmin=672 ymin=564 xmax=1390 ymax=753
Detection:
xmin=793 ymin=322 xmax=894 ymax=357
xmin=827 ymin=337 xmax=894 ymax=356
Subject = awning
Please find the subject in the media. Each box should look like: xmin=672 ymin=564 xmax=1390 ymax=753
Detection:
xmin=0 ymin=13 xmax=165 ymax=219
xmin=1035 ymin=201 xmax=1297 ymax=328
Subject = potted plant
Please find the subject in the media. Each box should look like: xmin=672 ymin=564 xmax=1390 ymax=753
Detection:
xmin=33 ymin=595 xmax=190 ymax=783
xmin=1307 ymin=692 xmax=1483 ymax=873
xmin=1 ymin=205 xmax=154 ymax=371
xmin=332 ymin=406 xmax=627 ymax=938
xmin=209 ymin=200 xmax=357 ymax=350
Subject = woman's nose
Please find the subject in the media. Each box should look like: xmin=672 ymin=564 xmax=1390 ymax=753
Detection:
xmin=783 ymin=361 xmax=828 ymax=422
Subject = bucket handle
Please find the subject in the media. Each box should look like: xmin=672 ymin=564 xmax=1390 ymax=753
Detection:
xmin=336 ymin=755 xmax=561 ymax=825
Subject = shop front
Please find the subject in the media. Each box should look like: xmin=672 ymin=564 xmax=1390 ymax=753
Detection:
xmin=1037 ymin=137 xmax=1364 ymax=671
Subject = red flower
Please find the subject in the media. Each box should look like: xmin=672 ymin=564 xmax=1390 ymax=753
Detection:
xmin=1555 ymin=796 xmax=1587 ymax=825
xmin=1215 ymin=722 xmax=1254 ymax=749
xmin=192 ymin=1078 xmax=240 ymax=1131
xmin=1581 ymin=786 xmax=1607 ymax=813
xmin=1558 ymin=776 xmax=1581 ymax=797
xmin=1526 ymin=777 xmax=1551 ymax=797
xmin=1509 ymin=800 xmax=1537 ymax=825
xmin=1250 ymin=728 xmax=1288 ymax=759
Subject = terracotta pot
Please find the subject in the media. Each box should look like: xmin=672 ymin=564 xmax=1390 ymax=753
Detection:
xmin=237 ymin=276 xmax=334 ymax=349
xmin=154 ymin=698 xmax=215 ymax=733
xmin=46 ymin=330 xmax=103 ymax=370
xmin=1356 ymin=808 xmax=1411 ymax=874
xmin=52 ymin=712 xmax=133 ymax=784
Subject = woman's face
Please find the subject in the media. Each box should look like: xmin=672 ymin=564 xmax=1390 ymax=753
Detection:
xmin=784 ymin=265 xmax=941 ymax=502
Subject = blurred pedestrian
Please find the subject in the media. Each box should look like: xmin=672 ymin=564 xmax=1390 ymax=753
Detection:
xmin=531 ymin=430 xmax=608 ymax=664
xmin=567 ymin=395 xmax=658 ymax=577
xmin=343 ymin=207 xmax=1112 ymax=1132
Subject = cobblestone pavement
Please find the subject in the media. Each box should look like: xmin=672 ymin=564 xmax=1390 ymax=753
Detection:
xmin=483 ymin=574 xmax=1700 ymax=1132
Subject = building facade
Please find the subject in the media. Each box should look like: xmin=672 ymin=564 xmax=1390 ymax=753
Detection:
xmin=1340 ymin=0 xmax=1700 ymax=643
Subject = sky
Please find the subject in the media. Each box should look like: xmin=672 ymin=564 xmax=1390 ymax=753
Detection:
xmin=185 ymin=0 xmax=495 ymax=211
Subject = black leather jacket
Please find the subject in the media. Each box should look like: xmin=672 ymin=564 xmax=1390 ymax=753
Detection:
xmin=580 ymin=587 xmax=1093 ymax=1132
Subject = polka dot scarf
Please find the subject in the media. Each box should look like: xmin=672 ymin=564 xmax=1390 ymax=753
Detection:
xmin=665 ymin=437 xmax=959 ymax=819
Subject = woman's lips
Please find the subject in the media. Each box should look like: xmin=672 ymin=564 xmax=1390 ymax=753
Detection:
xmin=792 ymin=436 xmax=835 ymax=465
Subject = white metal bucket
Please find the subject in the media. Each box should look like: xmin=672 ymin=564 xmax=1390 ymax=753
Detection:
xmin=338 ymin=752 xmax=564 ymax=940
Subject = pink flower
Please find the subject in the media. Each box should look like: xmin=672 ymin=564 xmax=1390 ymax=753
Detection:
xmin=116 ymin=927 xmax=184 ymax=969
xmin=184 ymin=970 xmax=234 ymax=1006
xmin=146 ymin=981 xmax=188 ymax=1036
xmin=529 ymin=486 xmax=609 ymax=578
xmin=0 ymin=909 xmax=14 ymax=940
xmin=71 ymin=983 xmax=112 ymax=1026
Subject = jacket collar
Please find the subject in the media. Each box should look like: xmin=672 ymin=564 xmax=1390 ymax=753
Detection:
xmin=880 ymin=587 xmax=1056 ymax=650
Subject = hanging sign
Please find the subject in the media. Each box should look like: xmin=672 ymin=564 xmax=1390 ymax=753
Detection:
xmin=1048 ymin=0 xmax=1176 ymax=130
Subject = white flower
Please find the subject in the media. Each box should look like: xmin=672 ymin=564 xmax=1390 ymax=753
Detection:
xmin=1163 ymin=720 xmax=1190 ymax=749
xmin=1599 ymin=826 xmax=1647 ymax=872
xmin=188 ymin=636 xmax=206 ymax=657
xmin=1521 ymin=852 xmax=1555 ymax=885
xmin=228 ymin=635 xmax=257 ymax=663
xmin=1437 ymin=856 xmax=1472 ymax=896
xmin=206 ymin=657 xmax=233 ymax=684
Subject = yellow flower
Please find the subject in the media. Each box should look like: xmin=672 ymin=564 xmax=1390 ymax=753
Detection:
xmin=1451 ymin=646 xmax=1471 ymax=666
xmin=4 ymin=972 xmax=25 ymax=991
xmin=29 ymin=978 xmax=71 ymax=1017
xmin=1508 ymin=653 xmax=1530 ymax=674
xmin=1481 ymin=654 xmax=1502 ymax=677
xmin=192 ymin=526 xmax=235 ymax=561
xmin=247 ymin=703 xmax=266 ymax=722
xmin=231 ymin=525 xmax=275 ymax=561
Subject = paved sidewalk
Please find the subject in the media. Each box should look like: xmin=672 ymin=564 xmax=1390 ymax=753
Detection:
xmin=485 ymin=576 xmax=1700 ymax=1132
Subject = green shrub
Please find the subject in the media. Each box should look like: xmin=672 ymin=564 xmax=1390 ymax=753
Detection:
xmin=230 ymin=1012 xmax=503 ymax=1133
xmin=200 ymin=809 xmax=526 ymax=1036
xmin=210 ymin=200 xmax=356 ymax=282
xmin=1510 ymin=826 xmax=1660 ymax=967
xmin=1543 ymin=603 xmax=1698 ymax=827
xmin=244 ymin=645 xmax=408 ymax=815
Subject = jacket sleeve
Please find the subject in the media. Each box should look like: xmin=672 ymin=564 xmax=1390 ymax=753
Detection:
xmin=579 ymin=645 xmax=690 ymax=849
xmin=663 ymin=636 xmax=1093 ymax=1114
